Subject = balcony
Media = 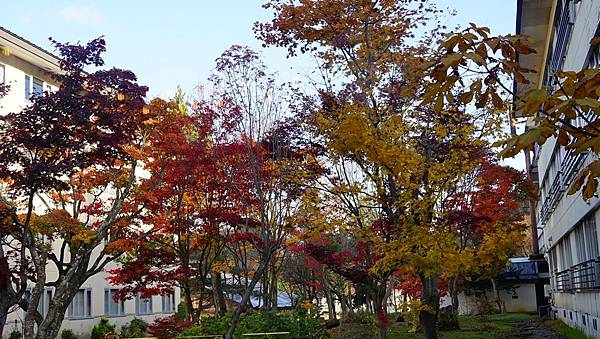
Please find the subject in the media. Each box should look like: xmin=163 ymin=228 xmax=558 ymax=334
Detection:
xmin=554 ymin=258 xmax=600 ymax=292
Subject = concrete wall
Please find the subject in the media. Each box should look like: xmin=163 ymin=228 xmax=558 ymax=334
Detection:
xmin=535 ymin=1 xmax=600 ymax=338
xmin=441 ymin=284 xmax=538 ymax=316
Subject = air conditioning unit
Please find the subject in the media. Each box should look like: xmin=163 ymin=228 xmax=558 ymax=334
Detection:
xmin=544 ymin=284 xmax=552 ymax=297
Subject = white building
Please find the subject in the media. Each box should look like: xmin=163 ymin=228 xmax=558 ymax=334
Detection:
xmin=0 ymin=27 xmax=179 ymax=338
xmin=517 ymin=0 xmax=600 ymax=337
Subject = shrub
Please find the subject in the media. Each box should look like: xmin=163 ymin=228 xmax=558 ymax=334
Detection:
xmin=147 ymin=315 xmax=193 ymax=339
xmin=120 ymin=318 xmax=148 ymax=338
xmin=176 ymin=302 xmax=187 ymax=320
xmin=399 ymin=299 xmax=421 ymax=333
xmin=201 ymin=306 xmax=326 ymax=339
xmin=61 ymin=329 xmax=78 ymax=339
xmin=91 ymin=317 xmax=117 ymax=339
xmin=342 ymin=310 xmax=375 ymax=325
xmin=9 ymin=329 xmax=22 ymax=339
xmin=178 ymin=325 xmax=202 ymax=336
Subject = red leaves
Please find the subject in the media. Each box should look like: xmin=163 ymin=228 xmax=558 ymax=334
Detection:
xmin=147 ymin=315 xmax=192 ymax=339
xmin=302 ymin=235 xmax=372 ymax=284
xmin=0 ymin=37 xmax=148 ymax=194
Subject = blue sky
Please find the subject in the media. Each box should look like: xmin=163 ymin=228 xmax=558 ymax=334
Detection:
xmin=3 ymin=1 xmax=517 ymax=98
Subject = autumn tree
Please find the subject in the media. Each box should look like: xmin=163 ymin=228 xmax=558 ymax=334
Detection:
xmin=0 ymin=81 xmax=27 ymax=336
xmin=443 ymin=152 xmax=531 ymax=316
xmin=108 ymin=92 xmax=252 ymax=322
xmin=0 ymin=38 xmax=150 ymax=339
xmin=209 ymin=45 xmax=321 ymax=339
xmin=255 ymin=2 xmax=514 ymax=338
xmin=426 ymin=25 xmax=600 ymax=202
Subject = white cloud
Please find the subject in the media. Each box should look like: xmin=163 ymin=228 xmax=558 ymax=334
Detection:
xmin=61 ymin=5 xmax=103 ymax=25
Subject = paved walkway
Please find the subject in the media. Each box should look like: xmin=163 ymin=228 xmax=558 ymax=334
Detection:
xmin=509 ymin=319 xmax=565 ymax=339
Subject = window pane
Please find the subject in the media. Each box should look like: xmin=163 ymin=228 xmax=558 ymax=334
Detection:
xmin=86 ymin=290 xmax=92 ymax=317
xmin=32 ymin=78 xmax=43 ymax=97
xmin=104 ymin=290 xmax=109 ymax=315
xmin=0 ymin=64 xmax=4 ymax=83
xmin=24 ymin=75 xmax=30 ymax=99
xmin=110 ymin=290 xmax=118 ymax=315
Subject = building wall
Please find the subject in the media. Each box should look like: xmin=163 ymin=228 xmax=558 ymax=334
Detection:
xmin=444 ymin=284 xmax=538 ymax=316
xmin=0 ymin=53 xmax=58 ymax=115
xmin=533 ymin=1 xmax=600 ymax=338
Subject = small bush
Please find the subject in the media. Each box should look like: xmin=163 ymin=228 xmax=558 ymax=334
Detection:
xmin=120 ymin=318 xmax=148 ymax=338
xmin=399 ymin=299 xmax=421 ymax=333
xmin=91 ymin=317 xmax=117 ymax=339
xmin=176 ymin=302 xmax=187 ymax=320
xmin=147 ymin=315 xmax=193 ymax=339
xmin=342 ymin=310 xmax=375 ymax=325
xmin=201 ymin=305 xmax=326 ymax=339
xmin=61 ymin=329 xmax=78 ymax=339
xmin=9 ymin=329 xmax=22 ymax=339
xmin=178 ymin=325 xmax=202 ymax=336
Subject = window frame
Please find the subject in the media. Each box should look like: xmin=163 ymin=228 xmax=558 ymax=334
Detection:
xmin=32 ymin=77 xmax=43 ymax=97
xmin=24 ymin=287 xmax=54 ymax=318
xmin=68 ymin=288 xmax=92 ymax=319
xmin=161 ymin=292 xmax=176 ymax=313
xmin=135 ymin=293 xmax=153 ymax=315
xmin=24 ymin=74 xmax=30 ymax=99
xmin=104 ymin=288 xmax=125 ymax=317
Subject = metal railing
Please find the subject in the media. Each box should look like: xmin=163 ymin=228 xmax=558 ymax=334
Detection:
xmin=554 ymin=258 xmax=600 ymax=292
xmin=537 ymin=147 xmax=587 ymax=226
xmin=555 ymin=268 xmax=572 ymax=291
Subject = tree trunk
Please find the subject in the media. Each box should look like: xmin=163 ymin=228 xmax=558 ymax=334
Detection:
xmin=323 ymin=268 xmax=336 ymax=320
xmin=212 ymin=271 xmax=227 ymax=316
xmin=270 ymin=262 xmax=278 ymax=311
xmin=34 ymin=280 xmax=82 ymax=339
xmin=419 ymin=274 xmax=440 ymax=339
xmin=261 ymin=269 xmax=269 ymax=310
xmin=224 ymin=257 xmax=270 ymax=339
xmin=182 ymin=282 xmax=197 ymax=323
xmin=339 ymin=292 xmax=348 ymax=317
xmin=24 ymin=252 xmax=48 ymax=339
xmin=448 ymin=276 xmax=459 ymax=315
xmin=373 ymin=282 xmax=388 ymax=339
xmin=491 ymin=278 xmax=504 ymax=314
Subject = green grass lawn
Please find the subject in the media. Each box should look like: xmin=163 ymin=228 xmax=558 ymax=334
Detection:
xmin=330 ymin=313 xmax=536 ymax=339
xmin=545 ymin=319 xmax=592 ymax=339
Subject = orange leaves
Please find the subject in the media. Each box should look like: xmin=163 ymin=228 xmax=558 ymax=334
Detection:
xmin=568 ymin=161 xmax=600 ymax=200
xmin=122 ymin=145 xmax=146 ymax=161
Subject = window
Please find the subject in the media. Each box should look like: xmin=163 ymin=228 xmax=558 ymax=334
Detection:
xmin=558 ymin=236 xmax=573 ymax=270
xmin=32 ymin=77 xmax=43 ymax=97
xmin=68 ymin=289 xmax=92 ymax=318
xmin=136 ymin=294 xmax=153 ymax=315
xmin=161 ymin=292 xmax=175 ymax=313
xmin=24 ymin=288 xmax=53 ymax=317
xmin=104 ymin=288 xmax=125 ymax=316
xmin=24 ymin=75 xmax=30 ymax=99
xmin=573 ymin=214 xmax=599 ymax=264
xmin=0 ymin=64 xmax=5 ymax=84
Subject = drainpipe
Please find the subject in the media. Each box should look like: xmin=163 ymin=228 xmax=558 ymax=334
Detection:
xmin=509 ymin=111 xmax=540 ymax=256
